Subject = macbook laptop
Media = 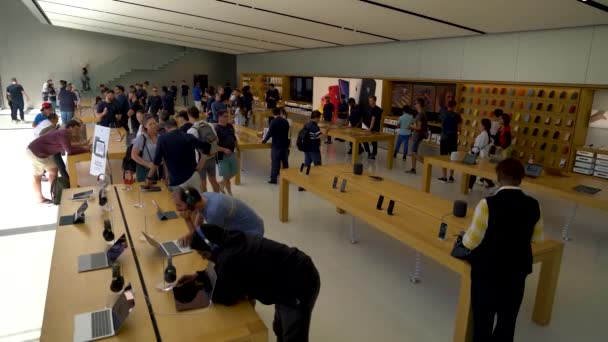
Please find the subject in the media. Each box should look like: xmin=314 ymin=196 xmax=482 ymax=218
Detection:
xmin=524 ymin=163 xmax=544 ymax=178
xmin=141 ymin=231 xmax=191 ymax=257
xmin=152 ymin=200 xmax=178 ymax=221
xmin=73 ymin=283 xmax=134 ymax=342
xmin=78 ymin=234 xmax=127 ymax=272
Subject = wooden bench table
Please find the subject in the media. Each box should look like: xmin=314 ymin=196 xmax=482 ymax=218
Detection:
xmin=422 ymin=155 xmax=608 ymax=239
xmin=234 ymin=125 xmax=271 ymax=185
xmin=114 ymin=185 xmax=268 ymax=342
xmin=278 ymin=164 xmax=563 ymax=342
xmin=41 ymin=187 xmax=157 ymax=341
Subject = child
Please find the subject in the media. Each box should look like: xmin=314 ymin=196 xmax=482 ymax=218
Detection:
xmin=394 ymin=105 xmax=414 ymax=161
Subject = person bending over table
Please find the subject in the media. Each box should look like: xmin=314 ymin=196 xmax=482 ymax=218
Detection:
xmin=172 ymin=186 xmax=264 ymax=245
xmin=145 ymin=118 xmax=210 ymax=190
xmin=179 ymin=224 xmax=320 ymax=342
xmin=462 ymin=158 xmax=544 ymax=342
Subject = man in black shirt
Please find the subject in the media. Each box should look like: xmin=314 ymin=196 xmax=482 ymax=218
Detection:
xmin=322 ymin=96 xmax=334 ymax=144
xmin=176 ymin=110 xmax=193 ymax=133
xmin=265 ymin=83 xmax=280 ymax=109
xmin=262 ymin=108 xmax=290 ymax=184
xmin=362 ymin=96 xmax=383 ymax=160
xmin=114 ymin=85 xmax=130 ymax=130
xmin=223 ymin=82 xmax=232 ymax=102
xmin=170 ymin=81 xmax=178 ymax=100
xmin=181 ymin=80 xmax=190 ymax=107
xmin=135 ymin=83 xmax=147 ymax=107
xmin=161 ymin=86 xmax=175 ymax=115
xmin=180 ymin=224 xmax=320 ymax=342
xmin=96 ymin=90 xmax=121 ymax=127
xmin=145 ymin=118 xmax=210 ymax=190
xmin=242 ymin=86 xmax=253 ymax=126
xmin=147 ymin=87 xmax=162 ymax=115
xmin=215 ymin=110 xmax=238 ymax=195
xmin=347 ymin=98 xmax=364 ymax=155
xmin=6 ymin=77 xmax=29 ymax=123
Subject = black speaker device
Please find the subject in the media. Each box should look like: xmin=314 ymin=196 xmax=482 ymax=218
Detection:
xmin=99 ymin=188 xmax=108 ymax=207
xmin=102 ymin=219 xmax=114 ymax=242
xmin=387 ymin=200 xmax=395 ymax=215
xmin=353 ymin=163 xmax=363 ymax=175
xmin=110 ymin=263 xmax=124 ymax=292
xmin=164 ymin=256 xmax=177 ymax=283
xmin=453 ymin=200 xmax=468 ymax=218
xmin=376 ymin=195 xmax=384 ymax=210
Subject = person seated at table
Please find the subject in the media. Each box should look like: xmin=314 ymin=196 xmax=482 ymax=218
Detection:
xmin=178 ymin=224 xmax=320 ymax=342
xmin=214 ymin=110 xmax=238 ymax=195
xmin=262 ymin=107 xmax=290 ymax=184
xmin=132 ymin=114 xmax=159 ymax=182
xmin=462 ymin=158 xmax=544 ymax=342
xmin=145 ymin=118 xmax=210 ymax=190
xmin=172 ymin=186 xmax=264 ymax=244
xmin=27 ymin=120 xmax=90 ymax=203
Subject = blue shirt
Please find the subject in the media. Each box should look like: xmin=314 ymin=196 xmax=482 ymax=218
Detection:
xmin=398 ymin=114 xmax=414 ymax=136
xmin=58 ymin=87 xmax=77 ymax=112
xmin=199 ymin=192 xmax=264 ymax=237
xmin=33 ymin=113 xmax=47 ymax=126
xmin=193 ymin=86 xmax=202 ymax=101
xmin=211 ymin=101 xmax=226 ymax=121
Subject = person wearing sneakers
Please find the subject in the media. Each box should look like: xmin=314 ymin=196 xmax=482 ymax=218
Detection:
xmin=394 ymin=105 xmax=414 ymax=161
xmin=214 ymin=110 xmax=238 ymax=196
xmin=406 ymin=98 xmax=428 ymax=174
xmin=438 ymin=100 xmax=462 ymax=183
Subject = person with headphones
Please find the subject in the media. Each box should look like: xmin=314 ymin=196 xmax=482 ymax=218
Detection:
xmin=172 ymin=186 xmax=264 ymax=245
xmin=178 ymin=224 xmax=320 ymax=342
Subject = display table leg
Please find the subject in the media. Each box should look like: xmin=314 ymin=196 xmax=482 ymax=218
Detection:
xmin=336 ymin=208 xmax=345 ymax=214
xmin=235 ymin=149 xmax=242 ymax=185
xmin=67 ymin=159 xmax=78 ymax=188
xmin=279 ymin=178 xmax=289 ymax=222
xmin=350 ymin=216 xmax=358 ymax=244
xmin=453 ymin=272 xmax=473 ymax=342
xmin=409 ymin=252 xmax=422 ymax=284
xmin=421 ymin=162 xmax=432 ymax=193
xmin=460 ymin=173 xmax=470 ymax=195
xmin=386 ymin=139 xmax=395 ymax=170
xmin=352 ymin=141 xmax=359 ymax=165
xmin=532 ymin=245 xmax=564 ymax=325
xmin=561 ymin=204 xmax=577 ymax=241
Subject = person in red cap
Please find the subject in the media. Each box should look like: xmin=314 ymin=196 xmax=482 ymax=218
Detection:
xmin=179 ymin=224 xmax=320 ymax=342
xmin=33 ymin=102 xmax=53 ymax=128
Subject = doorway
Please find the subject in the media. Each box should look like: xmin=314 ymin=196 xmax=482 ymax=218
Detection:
xmin=192 ymin=75 xmax=208 ymax=89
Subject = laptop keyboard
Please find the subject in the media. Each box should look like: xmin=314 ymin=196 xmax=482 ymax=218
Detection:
xmin=91 ymin=310 xmax=112 ymax=338
xmin=162 ymin=241 xmax=181 ymax=256
xmin=90 ymin=252 xmax=108 ymax=269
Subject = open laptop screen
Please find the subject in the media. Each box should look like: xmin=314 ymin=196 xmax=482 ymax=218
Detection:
xmin=112 ymin=283 xmax=134 ymax=332
xmin=107 ymin=234 xmax=128 ymax=263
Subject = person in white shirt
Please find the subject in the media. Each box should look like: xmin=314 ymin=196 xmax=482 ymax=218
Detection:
xmin=490 ymin=109 xmax=502 ymax=137
xmin=468 ymin=118 xmax=493 ymax=191
xmin=41 ymin=79 xmax=52 ymax=101
xmin=33 ymin=113 xmax=59 ymax=138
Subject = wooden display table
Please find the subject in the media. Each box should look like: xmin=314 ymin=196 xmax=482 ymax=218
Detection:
xmin=115 ymin=185 xmax=268 ymax=342
xmin=278 ymin=165 xmax=563 ymax=342
xmin=234 ymin=125 xmax=271 ymax=185
xmin=66 ymin=126 xmax=127 ymax=188
xmin=324 ymin=127 xmax=396 ymax=169
xmin=41 ymin=187 xmax=156 ymax=342
xmin=422 ymin=155 xmax=608 ymax=239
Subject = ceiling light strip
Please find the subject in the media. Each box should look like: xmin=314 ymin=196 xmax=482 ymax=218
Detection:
xmin=358 ymin=0 xmax=485 ymax=34
xmin=38 ymin=0 xmax=300 ymax=49
xmin=45 ymin=11 xmax=271 ymax=51
xmin=216 ymin=0 xmax=398 ymax=41
xmin=113 ymin=0 xmax=341 ymax=46
xmin=51 ymin=19 xmax=250 ymax=53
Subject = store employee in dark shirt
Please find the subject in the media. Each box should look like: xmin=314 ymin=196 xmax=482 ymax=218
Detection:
xmin=322 ymin=96 xmax=335 ymax=144
xmin=362 ymin=96 xmax=383 ymax=160
xmin=265 ymin=83 xmax=280 ymax=109
xmin=147 ymin=87 xmax=162 ymax=115
xmin=347 ymin=98 xmax=364 ymax=155
xmin=161 ymin=86 xmax=175 ymax=115
xmin=180 ymin=224 xmax=320 ymax=342
xmin=262 ymin=108 xmax=290 ymax=184
xmin=96 ymin=90 xmax=121 ymax=127
xmin=6 ymin=77 xmax=29 ymax=123
xmin=145 ymin=118 xmax=210 ymax=190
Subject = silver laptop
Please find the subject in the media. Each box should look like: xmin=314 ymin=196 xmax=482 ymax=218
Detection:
xmin=141 ymin=231 xmax=192 ymax=257
xmin=73 ymin=283 xmax=134 ymax=342
xmin=78 ymin=234 xmax=127 ymax=272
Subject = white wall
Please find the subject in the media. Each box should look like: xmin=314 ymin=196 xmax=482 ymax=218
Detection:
xmin=0 ymin=0 xmax=234 ymax=109
xmin=237 ymin=25 xmax=608 ymax=86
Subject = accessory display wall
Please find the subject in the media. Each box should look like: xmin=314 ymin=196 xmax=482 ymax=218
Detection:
xmin=457 ymin=84 xmax=588 ymax=169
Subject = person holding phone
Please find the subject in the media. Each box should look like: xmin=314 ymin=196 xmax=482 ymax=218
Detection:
xmin=462 ymin=158 xmax=544 ymax=342
xmin=178 ymin=224 xmax=319 ymax=342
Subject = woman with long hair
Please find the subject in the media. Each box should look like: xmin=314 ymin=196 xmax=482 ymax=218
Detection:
xmin=131 ymin=114 xmax=159 ymax=182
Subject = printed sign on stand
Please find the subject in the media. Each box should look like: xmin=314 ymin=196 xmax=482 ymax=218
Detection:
xmin=90 ymin=125 xmax=111 ymax=177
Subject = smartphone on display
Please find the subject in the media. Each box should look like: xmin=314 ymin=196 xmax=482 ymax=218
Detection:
xmin=332 ymin=176 xmax=338 ymax=189
xmin=358 ymin=79 xmax=376 ymax=110
xmin=340 ymin=179 xmax=347 ymax=192
xmin=387 ymin=200 xmax=395 ymax=215
xmin=438 ymin=223 xmax=447 ymax=240
xmin=376 ymin=195 xmax=384 ymax=210
xmin=338 ymin=79 xmax=349 ymax=100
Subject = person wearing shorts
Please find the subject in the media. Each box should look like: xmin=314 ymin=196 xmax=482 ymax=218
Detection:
xmin=215 ymin=110 xmax=238 ymax=195
xmin=438 ymin=100 xmax=462 ymax=183
xmin=406 ymin=98 xmax=428 ymax=175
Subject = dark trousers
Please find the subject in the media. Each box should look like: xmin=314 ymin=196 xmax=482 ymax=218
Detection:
xmin=182 ymin=95 xmax=189 ymax=106
xmin=273 ymin=258 xmax=320 ymax=342
xmin=10 ymin=101 xmax=24 ymax=121
xmin=363 ymin=141 xmax=378 ymax=156
xmin=52 ymin=153 xmax=69 ymax=180
xmin=271 ymin=147 xmax=289 ymax=182
xmin=471 ymin=268 xmax=527 ymax=342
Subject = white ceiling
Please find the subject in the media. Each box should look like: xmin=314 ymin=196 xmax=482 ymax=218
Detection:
xmin=29 ymin=0 xmax=608 ymax=55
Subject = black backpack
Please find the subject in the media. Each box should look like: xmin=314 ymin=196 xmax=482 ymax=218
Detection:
xmin=122 ymin=136 xmax=146 ymax=172
xmin=296 ymin=127 xmax=311 ymax=152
